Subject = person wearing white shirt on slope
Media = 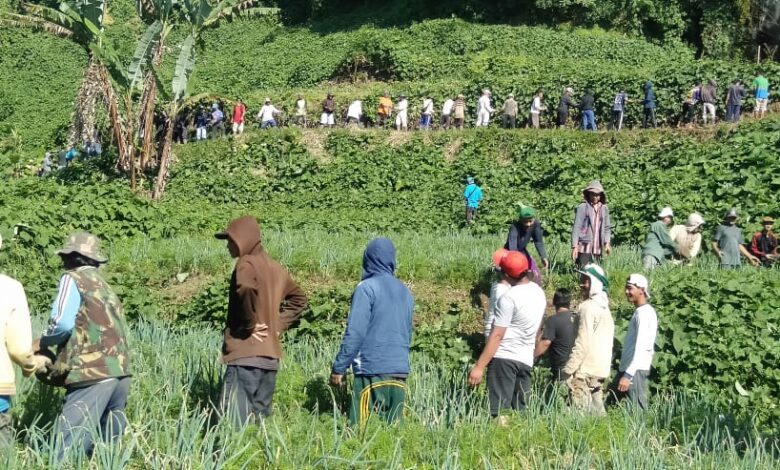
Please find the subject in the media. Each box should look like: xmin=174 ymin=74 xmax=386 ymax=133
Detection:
xmin=476 ymin=89 xmax=494 ymax=127
xmin=258 ymin=98 xmax=281 ymax=129
xmin=611 ymin=274 xmax=658 ymax=410
xmin=395 ymin=94 xmax=409 ymax=131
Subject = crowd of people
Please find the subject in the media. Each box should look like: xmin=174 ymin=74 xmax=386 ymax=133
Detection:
xmin=0 ymin=176 xmax=776 ymax=455
xmin=170 ymin=70 xmax=771 ymax=142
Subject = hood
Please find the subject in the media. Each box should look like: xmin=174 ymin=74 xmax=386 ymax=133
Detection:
xmin=644 ymin=81 xmax=654 ymax=91
xmin=362 ymin=238 xmax=396 ymax=280
xmin=579 ymin=263 xmax=609 ymax=307
xmin=582 ymin=180 xmax=607 ymax=204
xmin=216 ymin=216 xmax=262 ymax=256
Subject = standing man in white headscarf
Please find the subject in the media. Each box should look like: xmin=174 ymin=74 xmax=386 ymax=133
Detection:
xmin=563 ymin=264 xmax=614 ymax=415
xmin=476 ymin=89 xmax=494 ymax=127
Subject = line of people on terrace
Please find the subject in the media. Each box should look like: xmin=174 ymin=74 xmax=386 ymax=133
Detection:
xmin=0 ymin=181 xmax=776 ymax=458
xmin=174 ymin=69 xmax=771 ymax=141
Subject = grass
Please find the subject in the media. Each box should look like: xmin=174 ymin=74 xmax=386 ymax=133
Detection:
xmin=1 ymin=320 xmax=778 ymax=468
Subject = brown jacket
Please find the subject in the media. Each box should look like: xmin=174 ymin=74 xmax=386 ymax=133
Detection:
xmin=220 ymin=216 xmax=308 ymax=363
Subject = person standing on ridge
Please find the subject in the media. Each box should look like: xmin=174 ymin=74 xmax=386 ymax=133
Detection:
xmin=395 ymin=94 xmax=409 ymax=131
xmin=609 ymin=89 xmax=630 ymax=131
xmin=557 ymin=87 xmax=576 ymax=128
xmin=610 ymin=274 xmax=657 ymax=410
xmin=641 ymin=207 xmax=678 ymax=270
xmin=468 ymin=252 xmax=546 ymax=424
xmin=232 ymin=98 xmax=246 ymax=135
xmin=711 ymin=208 xmax=759 ymax=268
xmin=377 ymin=91 xmax=393 ymax=128
xmin=463 ymin=176 xmax=483 ymax=224
xmin=331 ymin=238 xmax=414 ymax=431
xmin=641 ymin=81 xmax=657 ymax=128
xmin=293 ymin=94 xmax=308 ymax=127
xmin=441 ymin=96 xmax=454 ymax=129
xmin=501 ymin=94 xmax=518 ymax=129
xmin=476 ymin=89 xmax=494 ymax=127
xmin=750 ymin=217 xmax=778 ymax=267
xmin=529 ymin=89 xmax=547 ymax=129
xmin=725 ymin=79 xmax=747 ymax=122
xmin=504 ymin=205 xmax=549 ymax=283
xmin=453 ymin=94 xmax=466 ymax=129
xmin=752 ymin=70 xmax=770 ymax=119
xmin=534 ymin=288 xmax=578 ymax=382
xmin=347 ymin=100 xmax=363 ymax=127
xmin=196 ymin=106 xmax=208 ymax=140
xmin=701 ymin=79 xmax=718 ymax=125
xmin=320 ymin=93 xmax=336 ymax=128
xmin=562 ymin=264 xmax=614 ymax=416
xmin=580 ymin=89 xmax=597 ymax=131
xmin=420 ymin=96 xmax=434 ymax=130
xmin=40 ymin=232 xmax=132 ymax=459
xmin=211 ymin=102 xmax=225 ymax=137
xmin=571 ymin=180 xmax=611 ymax=267
xmin=215 ymin=216 xmax=308 ymax=425
xmin=258 ymin=98 xmax=281 ymax=129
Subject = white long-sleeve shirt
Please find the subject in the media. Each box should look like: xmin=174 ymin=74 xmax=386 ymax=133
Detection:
xmin=422 ymin=98 xmax=434 ymax=115
xmin=563 ymin=297 xmax=614 ymax=378
xmin=530 ymin=96 xmax=546 ymax=114
xmin=442 ymin=99 xmax=454 ymax=115
xmin=258 ymin=105 xmax=280 ymax=122
xmin=347 ymin=101 xmax=362 ymax=119
xmin=395 ymin=99 xmax=408 ymax=117
xmin=478 ymin=94 xmax=494 ymax=114
xmin=619 ymin=303 xmax=658 ymax=376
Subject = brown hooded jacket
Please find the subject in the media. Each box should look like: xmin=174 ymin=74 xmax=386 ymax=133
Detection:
xmin=217 ymin=216 xmax=308 ymax=363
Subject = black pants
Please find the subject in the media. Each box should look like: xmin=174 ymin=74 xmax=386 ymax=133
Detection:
xmin=609 ymin=110 xmax=624 ymax=130
xmin=642 ymin=108 xmax=657 ymax=128
xmin=608 ymin=370 xmax=650 ymax=410
xmin=487 ymin=358 xmax=532 ymax=416
xmin=502 ymin=115 xmax=516 ymax=129
xmin=557 ymin=111 xmax=568 ymax=127
xmin=221 ymin=365 xmax=277 ymax=426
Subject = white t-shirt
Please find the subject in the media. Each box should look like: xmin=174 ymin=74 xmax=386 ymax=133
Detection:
xmin=442 ymin=99 xmax=454 ymax=115
xmin=422 ymin=98 xmax=434 ymax=115
xmin=485 ymin=282 xmax=511 ymax=338
xmin=295 ymin=99 xmax=307 ymax=116
xmin=492 ymin=281 xmax=546 ymax=367
xmin=347 ymin=101 xmax=362 ymax=119
xmin=530 ymin=96 xmax=543 ymax=114
xmin=259 ymin=105 xmax=279 ymax=122
xmin=395 ymin=99 xmax=408 ymax=116
xmin=478 ymin=94 xmax=494 ymax=113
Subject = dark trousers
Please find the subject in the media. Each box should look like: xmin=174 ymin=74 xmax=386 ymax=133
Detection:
xmin=57 ymin=377 xmax=131 ymax=459
xmin=440 ymin=114 xmax=452 ymax=129
xmin=609 ymin=110 xmax=624 ymax=130
xmin=726 ymin=104 xmax=741 ymax=122
xmin=642 ymin=108 xmax=657 ymax=128
xmin=465 ymin=207 xmax=477 ymax=224
xmin=557 ymin=111 xmax=568 ymax=127
xmin=487 ymin=357 xmax=532 ymax=416
xmin=221 ymin=365 xmax=277 ymax=426
xmin=502 ymin=114 xmax=516 ymax=129
xmin=576 ymin=252 xmax=602 ymax=268
xmin=349 ymin=375 xmax=406 ymax=431
xmin=609 ymin=370 xmax=650 ymax=410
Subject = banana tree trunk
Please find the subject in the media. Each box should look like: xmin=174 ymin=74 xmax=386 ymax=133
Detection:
xmin=67 ymin=57 xmax=103 ymax=148
xmin=151 ymin=105 xmax=176 ymax=200
xmin=139 ymin=36 xmax=167 ymax=170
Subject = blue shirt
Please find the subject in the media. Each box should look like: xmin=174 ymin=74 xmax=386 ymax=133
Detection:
xmin=464 ymin=184 xmax=483 ymax=208
xmin=332 ymin=238 xmax=414 ymax=376
xmin=0 ymin=396 xmax=10 ymax=413
xmin=40 ymin=272 xmax=82 ymax=348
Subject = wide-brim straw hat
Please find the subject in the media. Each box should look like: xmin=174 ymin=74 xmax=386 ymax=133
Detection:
xmin=56 ymin=232 xmax=108 ymax=263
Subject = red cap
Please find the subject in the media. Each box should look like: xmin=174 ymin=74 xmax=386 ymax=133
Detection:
xmin=492 ymin=248 xmax=509 ymax=268
xmin=499 ymin=252 xmax=529 ymax=278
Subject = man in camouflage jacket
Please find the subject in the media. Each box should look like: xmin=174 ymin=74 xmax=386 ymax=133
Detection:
xmin=40 ymin=232 xmax=132 ymax=459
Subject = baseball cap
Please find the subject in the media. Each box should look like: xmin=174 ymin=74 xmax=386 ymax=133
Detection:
xmin=658 ymin=207 xmax=673 ymax=218
xmin=626 ymin=273 xmax=651 ymax=298
xmin=499 ymin=252 xmax=529 ymax=278
xmin=492 ymin=248 xmax=509 ymax=268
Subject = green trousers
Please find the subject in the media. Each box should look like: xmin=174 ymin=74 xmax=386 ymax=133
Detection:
xmin=349 ymin=375 xmax=406 ymax=431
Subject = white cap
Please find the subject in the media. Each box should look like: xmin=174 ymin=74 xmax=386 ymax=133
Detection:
xmin=626 ymin=273 xmax=650 ymax=298
xmin=658 ymin=207 xmax=674 ymax=218
xmin=686 ymin=212 xmax=705 ymax=228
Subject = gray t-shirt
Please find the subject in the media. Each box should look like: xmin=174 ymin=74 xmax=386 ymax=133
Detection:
xmin=713 ymin=224 xmax=743 ymax=267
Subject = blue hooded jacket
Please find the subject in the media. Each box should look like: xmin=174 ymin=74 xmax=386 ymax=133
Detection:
xmin=332 ymin=238 xmax=414 ymax=376
xmin=643 ymin=81 xmax=656 ymax=109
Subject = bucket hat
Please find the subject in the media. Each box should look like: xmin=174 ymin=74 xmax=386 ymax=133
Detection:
xmin=56 ymin=232 xmax=108 ymax=263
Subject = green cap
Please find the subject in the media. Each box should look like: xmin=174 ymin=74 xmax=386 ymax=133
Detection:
xmin=56 ymin=232 xmax=108 ymax=263
xmin=517 ymin=205 xmax=536 ymax=220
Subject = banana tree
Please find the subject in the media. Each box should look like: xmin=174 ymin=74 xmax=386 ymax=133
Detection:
xmin=1 ymin=0 xmax=107 ymax=147
xmin=151 ymin=0 xmax=279 ymax=199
